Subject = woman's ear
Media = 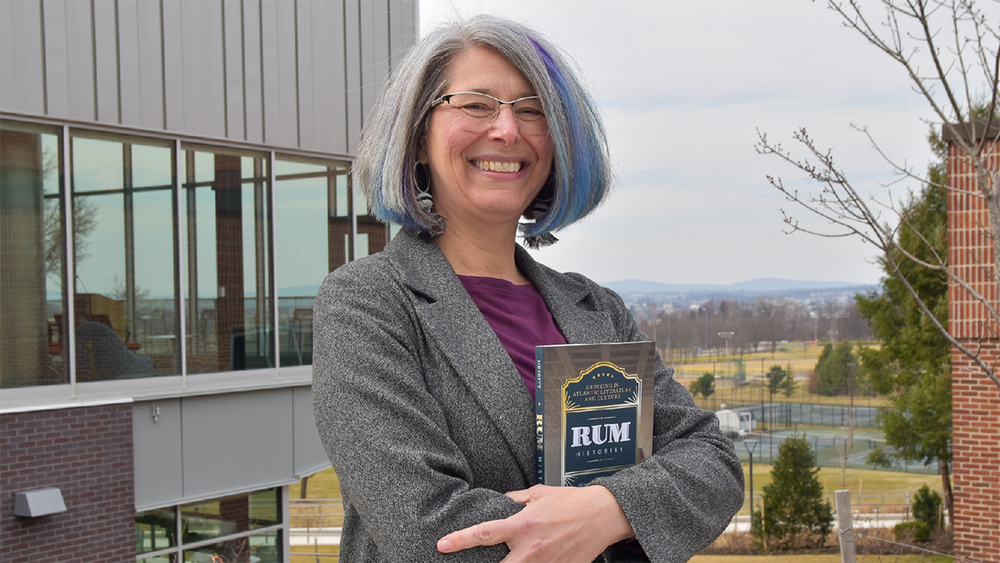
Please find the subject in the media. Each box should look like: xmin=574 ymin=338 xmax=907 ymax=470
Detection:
xmin=417 ymin=134 xmax=428 ymax=164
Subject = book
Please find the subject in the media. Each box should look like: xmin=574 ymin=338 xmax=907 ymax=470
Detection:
xmin=535 ymin=341 xmax=656 ymax=487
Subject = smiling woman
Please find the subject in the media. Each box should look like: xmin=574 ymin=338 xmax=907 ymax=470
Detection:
xmin=311 ymin=15 xmax=744 ymax=563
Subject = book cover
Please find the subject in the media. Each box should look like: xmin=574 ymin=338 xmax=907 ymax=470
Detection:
xmin=535 ymin=341 xmax=656 ymax=487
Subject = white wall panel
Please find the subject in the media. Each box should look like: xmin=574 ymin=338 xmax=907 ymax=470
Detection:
xmin=133 ymin=399 xmax=184 ymax=511
xmin=296 ymin=1 xmax=316 ymax=149
xmin=41 ymin=1 xmax=69 ymax=118
xmin=344 ymin=0 xmax=363 ymax=154
xmin=6 ymin=0 xmax=45 ymax=115
xmin=293 ymin=385 xmax=331 ymax=477
xmin=162 ymin=0 xmax=186 ymax=131
xmin=137 ymin=0 xmax=165 ymax=130
xmin=259 ymin=0 xmax=280 ymax=144
xmin=223 ymin=0 xmax=245 ymax=140
xmin=274 ymin=2 xmax=299 ymax=147
xmin=2 ymin=0 xmax=416 ymax=151
xmin=0 ymin=1 xmax=17 ymax=111
xmin=242 ymin=0 xmax=264 ymax=144
xmin=93 ymin=0 xmax=119 ymax=123
xmin=118 ymin=0 xmax=142 ymax=127
xmin=181 ymin=389 xmax=295 ymax=501
xmin=325 ymin=0 xmax=348 ymax=155
xmin=64 ymin=0 xmax=96 ymax=122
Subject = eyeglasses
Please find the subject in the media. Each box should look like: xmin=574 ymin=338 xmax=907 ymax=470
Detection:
xmin=430 ymin=92 xmax=547 ymax=135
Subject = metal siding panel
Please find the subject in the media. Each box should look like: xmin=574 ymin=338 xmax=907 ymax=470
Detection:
xmin=117 ymin=0 xmax=141 ymax=127
xmin=306 ymin=0 xmax=336 ymax=153
xmin=0 ymin=1 xmax=16 ymax=111
xmin=371 ymin=0 xmax=389 ymax=103
xmin=64 ymin=0 xmax=96 ymax=121
xmin=8 ymin=0 xmax=45 ymax=114
xmin=296 ymin=0 xmax=314 ymax=149
xmin=344 ymin=0 xmax=361 ymax=153
xmin=358 ymin=0 xmax=375 ymax=128
xmin=325 ymin=0 xmax=348 ymax=155
xmin=137 ymin=0 xmax=165 ymax=130
xmin=260 ymin=0 xmax=279 ymax=144
xmin=93 ymin=0 xmax=119 ymax=123
xmin=133 ymin=400 xmax=184 ymax=510
xmin=293 ymin=385 xmax=331 ymax=477
xmin=201 ymin=0 xmax=227 ymax=137
xmin=162 ymin=0 xmax=185 ymax=131
xmin=242 ymin=0 xmax=263 ymax=143
xmin=388 ymin=0 xmax=417 ymax=68
xmin=181 ymin=390 xmax=295 ymax=500
xmin=42 ymin=0 xmax=70 ymax=117
xmin=275 ymin=1 xmax=298 ymax=147
xmin=223 ymin=0 xmax=245 ymax=140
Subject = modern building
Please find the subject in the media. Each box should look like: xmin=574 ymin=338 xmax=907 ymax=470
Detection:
xmin=0 ymin=1 xmax=416 ymax=561
xmin=945 ymin=122 xmax=1000 ymax=563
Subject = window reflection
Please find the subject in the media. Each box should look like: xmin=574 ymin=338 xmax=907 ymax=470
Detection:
xmin=0 ymin=121 xmax=66 ymax=387
xmin=136 ymin=507 xmax=177 ymax=555
xmin=137 ymin=489 xmax=281 ymax=562
xmin=273 ymin=155 xmax=388 ymax=366
xmin=70 ymin=134 xmax=175 ymax=380
xmin=3 ymin=118 xmax=383 ymax=388
xmin=184 ymin=147 xmax=273 ymax=374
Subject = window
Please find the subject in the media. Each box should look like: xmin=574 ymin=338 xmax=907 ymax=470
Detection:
xmin=1 ymin=118 xmax=393 ymax=391
xmin=182 ymin=146 xmax=273 ymax=374
xmin=71 ymin=132 xmax=176 ymax=380
xmin=1 ymin=121 xmax=66 ymax=387
xmin=136 ymin=487 xmax=282 ymax=562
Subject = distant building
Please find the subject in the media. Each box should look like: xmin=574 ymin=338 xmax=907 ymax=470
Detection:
xmin=945 ymin=122 xmax=1000 ymax=562
xmin=0 ymin=1 xmax=417 ymax=561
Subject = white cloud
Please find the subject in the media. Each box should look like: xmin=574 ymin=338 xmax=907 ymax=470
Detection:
xmin=418 ymin=0 xmax=993 ymax=285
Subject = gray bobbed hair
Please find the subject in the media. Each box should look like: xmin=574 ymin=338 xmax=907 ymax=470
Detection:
xmin=353 ymin=14 xmax=610 ymax=238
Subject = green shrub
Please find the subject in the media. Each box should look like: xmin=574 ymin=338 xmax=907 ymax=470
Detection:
xmin=750 ymin=434 xmax=833 ymax=550
xmin=894 ymin=520 xmax=931 ymax=542
xmin=912 ymin=485 xmax=943 ymax=530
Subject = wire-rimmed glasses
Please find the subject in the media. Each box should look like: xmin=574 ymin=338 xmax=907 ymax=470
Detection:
xmin=430 ymin=92 xmax=547 ymax=135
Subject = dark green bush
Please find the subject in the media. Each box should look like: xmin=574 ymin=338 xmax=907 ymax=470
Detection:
xmin=912 ymin=485 xmax=943 ymax=530
xmin=894 ymin=520 xmax=931 ymax=543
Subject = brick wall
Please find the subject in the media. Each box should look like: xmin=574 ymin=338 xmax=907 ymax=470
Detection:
xmin=0 ymin=403 xmax=135 ymax=562
xmin=947 ymin=135 xmax=1000 ymax=562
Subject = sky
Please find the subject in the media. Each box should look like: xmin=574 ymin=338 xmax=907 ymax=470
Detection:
xmin=417 ymin=0 xmax=979 ymax=286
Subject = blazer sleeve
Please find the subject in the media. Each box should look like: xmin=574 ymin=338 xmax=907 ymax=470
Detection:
xmin=311 ymin=262 xmax=523 ymax=562
xmin=585 ymin=283 xmax=746 ymax=563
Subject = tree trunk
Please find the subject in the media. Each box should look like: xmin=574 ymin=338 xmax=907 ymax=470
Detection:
xmin=940 ymin=455 xmax=953 ymax=531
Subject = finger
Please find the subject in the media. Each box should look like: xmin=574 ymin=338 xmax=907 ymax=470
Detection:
xmin=505 ymin=489 xmax=534 ymax=504
xmin=437 ymin=520 xmax=512 ymax=553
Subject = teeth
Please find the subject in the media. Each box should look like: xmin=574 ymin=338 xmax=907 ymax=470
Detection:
xmin=476 ymin=160 xmax=521 ymax=173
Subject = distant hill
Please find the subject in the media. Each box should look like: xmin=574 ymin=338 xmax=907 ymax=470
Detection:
xmin=604 ymin=278 xmax=868 ymax=294
xmin=603 ymin=278 xmax=878 ymax=306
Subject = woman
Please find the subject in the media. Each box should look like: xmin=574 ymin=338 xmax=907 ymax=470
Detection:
xmin=312 ymin=15 xmax=743 ymax=562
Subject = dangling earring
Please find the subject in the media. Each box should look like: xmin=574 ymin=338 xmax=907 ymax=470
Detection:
xmin=525 ymin=197 xmax=550 ymax=220
xmin=413 ymin=161 xmax=447 ymax=237
xmin=413 ymin=161 xmax=432 ymax=213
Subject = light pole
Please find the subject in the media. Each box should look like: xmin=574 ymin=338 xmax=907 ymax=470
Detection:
xmin=744 ymin=439 xmax=758 ymax=518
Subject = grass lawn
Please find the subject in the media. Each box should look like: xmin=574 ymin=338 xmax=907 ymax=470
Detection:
xmin=673 ymin=342 xmax=890 ymax=410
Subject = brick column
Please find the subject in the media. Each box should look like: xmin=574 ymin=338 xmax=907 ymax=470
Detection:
xmin=946 ymin=132 xmax=1000 ymax=562
xmin=0 ymin=404 xmax=135 ymax=562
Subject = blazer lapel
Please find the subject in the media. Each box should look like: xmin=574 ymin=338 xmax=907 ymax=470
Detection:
xmin=515 ymin=246 xmax=619 ymax=345
xmin=388 ymin=232 xmax=537 ymax=482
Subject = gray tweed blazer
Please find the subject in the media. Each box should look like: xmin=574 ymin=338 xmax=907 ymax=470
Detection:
xmin=312 ymin=229 xmax=744 ymax=563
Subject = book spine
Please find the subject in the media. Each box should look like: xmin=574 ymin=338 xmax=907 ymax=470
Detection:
xmin=535 ymin=347 xmax=544 ymax=485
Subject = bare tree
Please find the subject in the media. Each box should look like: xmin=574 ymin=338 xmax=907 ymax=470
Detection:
xmin=757 ymin=0 xmax=1000 ymax=391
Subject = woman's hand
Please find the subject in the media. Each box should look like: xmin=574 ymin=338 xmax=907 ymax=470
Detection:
xmin=436 ymin=484 xmax=635 ymax=562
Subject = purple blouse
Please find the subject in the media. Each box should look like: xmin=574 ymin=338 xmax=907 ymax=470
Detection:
xmin=458 ymin=275 xmax=567 ymax=400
